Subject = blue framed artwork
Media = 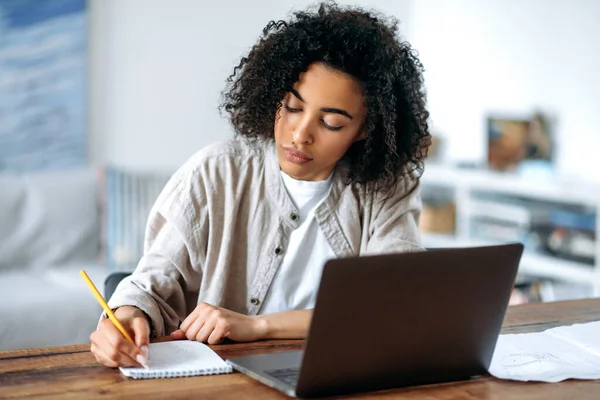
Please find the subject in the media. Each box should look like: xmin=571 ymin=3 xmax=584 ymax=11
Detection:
xmin=0 ymin=0 xmax=87 ymax=171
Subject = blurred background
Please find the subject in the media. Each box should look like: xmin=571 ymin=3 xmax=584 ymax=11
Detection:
xmin=0 ymin=0 xmax=598 ymax=350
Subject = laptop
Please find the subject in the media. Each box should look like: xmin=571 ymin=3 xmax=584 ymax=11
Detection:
xmin=226 ymin=243 xmax=524 ymax=398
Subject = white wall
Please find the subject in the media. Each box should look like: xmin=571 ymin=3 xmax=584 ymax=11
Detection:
xmin=407 ymin=0 xmax=600 ymax=182
xmin=88 ymin=0 xmax=412 ymax=170
xmin=90 ymin=1 xmax=599 ymax=180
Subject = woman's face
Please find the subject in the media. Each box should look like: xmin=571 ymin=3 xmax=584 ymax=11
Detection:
xmin=274 ymin=62 xmax=367 ymax=181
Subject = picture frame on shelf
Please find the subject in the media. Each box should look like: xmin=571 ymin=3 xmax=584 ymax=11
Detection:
xmin=486 ymin=112 xmax=552 ymax=172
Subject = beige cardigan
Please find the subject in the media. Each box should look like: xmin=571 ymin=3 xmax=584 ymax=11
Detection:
xmin=107 ymin=139 xmax=423 ymax=337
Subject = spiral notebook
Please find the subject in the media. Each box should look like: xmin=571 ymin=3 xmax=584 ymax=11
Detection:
xmin=119 ymin=340 xmax=233 ymax=379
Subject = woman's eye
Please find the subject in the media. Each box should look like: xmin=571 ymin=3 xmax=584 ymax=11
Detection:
xmin=284 ymin=103 xmax=301 ymax=113
xmin=322 ymin=120 xmax=343 ymax=131
xmin=283 ymin=103 xmax=343 ymax=131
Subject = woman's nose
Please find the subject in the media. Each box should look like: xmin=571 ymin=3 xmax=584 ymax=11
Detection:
xmin=292 ymin=116 xmax=314 ymax=145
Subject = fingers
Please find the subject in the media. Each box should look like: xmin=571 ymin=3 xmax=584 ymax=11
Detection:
xmin=131 ymin=316 xmax=150 ymax=350
xmin=181 ymin=303 xmax=212 ymax=340
xmin=179 ymin=305 xmax=200 ymax=332
xmin=90 ymin=319 xmax=146 ymax=368
xmin=90 ymin=327 xmax=141 ymax=367
xmin=195 ymin=317 xmax=218 ymax=343
xmin=90 ymin=342 xmax=139 ymax=367
xmin=179 ymin=303 xmax=227 ymax=343
xmin=104 ymin=320 xmax=141 ymax=360
xmin=180 ymin=302 xmax=212 ymax=332
xmin=178 ymin=303 xmax=236 ymax=344
xmin=207 ymin=320 xmax=230 ymax=345
xmin=185 ymin=314 xmax=207 ymax=341
xmin=170 ymin=329 xmax=187 ymax=340
xmin=90 ymin=336 xmax=119 ymax=368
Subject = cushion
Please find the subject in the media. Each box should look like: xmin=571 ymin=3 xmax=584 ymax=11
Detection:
xmin=0 ymin=263 xmax=107 ymax=351
xmin=0 ymin=169 xmax=100 ymax=269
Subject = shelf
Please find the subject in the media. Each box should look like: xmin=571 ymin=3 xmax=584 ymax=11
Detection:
xmin=519 ymin=253 xmax=596 ymax=285
xmin=422 ymin=164 xmax=600 ymax=208
xmin=421 ymin=233 xmax=596 ymax=286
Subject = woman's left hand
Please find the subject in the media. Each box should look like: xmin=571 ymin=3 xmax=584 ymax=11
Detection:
xmin=170 ymin=302 xmax=267 ymax=344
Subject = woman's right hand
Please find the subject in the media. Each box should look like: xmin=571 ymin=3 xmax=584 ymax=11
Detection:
xmin=90 ymin=306 xmax=150 ymax=368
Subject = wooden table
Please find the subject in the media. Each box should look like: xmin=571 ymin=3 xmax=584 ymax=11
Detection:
xmin=2 ymin=299 xmax=600 ymax=399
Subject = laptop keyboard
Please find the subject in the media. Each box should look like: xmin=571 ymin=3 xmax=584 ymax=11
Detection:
xmin=265 ymin=367 xmax=300 ymax=387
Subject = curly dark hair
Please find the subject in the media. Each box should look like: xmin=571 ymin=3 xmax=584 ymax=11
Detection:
xmin=220 ymin=1 xmax=430 ymax=191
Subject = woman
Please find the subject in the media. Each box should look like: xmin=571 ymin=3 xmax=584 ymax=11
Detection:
xmin=91 ymin=1 xmax=430 ymax=368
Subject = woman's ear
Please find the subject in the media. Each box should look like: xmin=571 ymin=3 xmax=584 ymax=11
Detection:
xmin=354 ymin=131 xmax=367 ymax=142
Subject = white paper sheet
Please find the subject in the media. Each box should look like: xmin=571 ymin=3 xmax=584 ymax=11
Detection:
xmin=489 ymin=321 xmax=600 ymax=382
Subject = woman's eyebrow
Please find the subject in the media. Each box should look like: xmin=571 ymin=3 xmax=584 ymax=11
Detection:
xmin=290 ymin=88 xmax=305 ymax=102
xmin=321 ymin=107 xmax=353 ymax=120
xmin=290 ymin=88 xmax=353 ymax=120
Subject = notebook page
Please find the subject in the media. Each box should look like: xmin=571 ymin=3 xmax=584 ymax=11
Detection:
xmin=547 ymin=321 xmax=600 ymax=357
xmin=120 ymin=340 xmax=232 ymax=379
xmin=489 ymin=321 xmax=600 ymax=382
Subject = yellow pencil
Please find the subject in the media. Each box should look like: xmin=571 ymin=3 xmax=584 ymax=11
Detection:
xmin=80 ymin=270 xmax=149 ymax=368
xmin=79 ymin=270 xmax=136 ymax=345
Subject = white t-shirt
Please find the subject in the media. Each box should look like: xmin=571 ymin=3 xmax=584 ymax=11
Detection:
xmin=259 ymin=171 xmax=336 ymax=314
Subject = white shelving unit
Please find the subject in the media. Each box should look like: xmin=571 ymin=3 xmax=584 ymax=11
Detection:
xmin=420 ymin=164 xmax=600 ymax=297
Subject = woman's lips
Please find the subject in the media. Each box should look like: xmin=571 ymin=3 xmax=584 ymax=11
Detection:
xmin=282 ymin=146 xmax=313 ymax=164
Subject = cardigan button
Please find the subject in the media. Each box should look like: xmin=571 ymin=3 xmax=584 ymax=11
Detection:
xmin=275 ymin=247 xmax=283 ymax=255
xmin=290 ymin=213 xmax=298 ymax=221
xmin=250 ymin=297 xmax=260 ymax=306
